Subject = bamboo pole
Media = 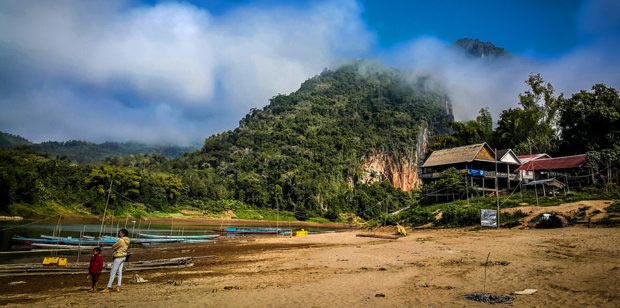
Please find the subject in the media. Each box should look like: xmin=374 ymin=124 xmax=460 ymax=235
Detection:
xmin=98 ymin=180 xmax=113 ymax=240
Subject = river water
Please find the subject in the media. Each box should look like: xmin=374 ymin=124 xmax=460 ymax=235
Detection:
xmin=0 ymin=217 xmax=337 ymax=263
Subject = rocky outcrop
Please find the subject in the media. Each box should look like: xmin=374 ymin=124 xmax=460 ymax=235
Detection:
xmin=360 ymin=151 xmax=420 ymax=191
xmin=360 ymin=126 xmax=430 ymax=191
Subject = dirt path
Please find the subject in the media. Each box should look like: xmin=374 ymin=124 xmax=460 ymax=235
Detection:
xmin=1 ymin=226 xmax=619 ymax=307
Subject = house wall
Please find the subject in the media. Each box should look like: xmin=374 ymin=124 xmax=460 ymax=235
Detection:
xmin=475 ymin=147 xmax=495 ymax=161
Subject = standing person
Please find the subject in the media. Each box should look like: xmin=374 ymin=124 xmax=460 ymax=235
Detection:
xmin=88 ymin=247 xmax=104 ymax=292
xmin=102 ymin=229 xmax=130 ymax=292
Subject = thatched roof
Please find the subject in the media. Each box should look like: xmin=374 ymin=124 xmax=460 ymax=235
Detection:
xmin=422 ymin=143 xmax=495 ymax=168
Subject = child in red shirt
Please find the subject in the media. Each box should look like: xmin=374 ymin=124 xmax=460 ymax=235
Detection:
xmin=89 ymin=247 xmax=104 ymax=292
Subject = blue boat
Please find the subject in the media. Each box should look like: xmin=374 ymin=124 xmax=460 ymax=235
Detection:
xmin=137 ymin=233 xmax=219 ymax=240
xmin=221 ymin=227 xmax=292 ymax=235
xmin=102 ymin=235 xmax=184 ymax=244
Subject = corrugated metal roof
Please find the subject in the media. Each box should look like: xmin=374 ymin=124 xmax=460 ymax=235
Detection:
xmin=422 ymin=143 xmax=494 ymax=167
xmin=515 ymin=154 xmax=586 ymax=172
xmin=517 ymin=153 xmax=550 ymax=163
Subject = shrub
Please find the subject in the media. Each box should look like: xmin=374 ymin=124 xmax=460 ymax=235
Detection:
xmin=500 ymin=210 xmax=528 ymax=228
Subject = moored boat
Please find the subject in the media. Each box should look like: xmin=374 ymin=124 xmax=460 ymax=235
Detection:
xmin=11 ymin=235 xmax=115 ymax=246
xmin=102 ymin=235 xmax=185 ymax=244
xmin=137 ymin=233 xmax=219 ymax=240
xmin=220 ymin=227 xmax=292 ymax=235
xmin=29 ymin=243 xmax=105 ymax=250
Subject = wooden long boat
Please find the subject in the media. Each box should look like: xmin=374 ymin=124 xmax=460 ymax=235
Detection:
xmin=11 ymin=236 xmax=62 ymax=244
xmin=220 ymin=227 xmax=292 ymax=235
xmin=11 ymin=236 xmax=115 ymax=246
xmin=40 ymin=235 xmax=116 ymax=244
xmin=0 ymin=257 xmax=195 ymax=277
xmin=101 ymin=235 xmax=184 ymax=244
xmin=137 ymin=233 xmax=219 ymax=240
xmin=29 ymin=243 xmax=105 ymax=250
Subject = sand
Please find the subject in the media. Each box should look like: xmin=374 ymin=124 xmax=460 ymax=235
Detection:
xmin=1 ymin=202 xmax=619 ymax=307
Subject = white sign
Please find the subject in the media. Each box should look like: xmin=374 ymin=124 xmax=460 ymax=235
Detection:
xmin=481 ymin=209 xmax=497 ymax=227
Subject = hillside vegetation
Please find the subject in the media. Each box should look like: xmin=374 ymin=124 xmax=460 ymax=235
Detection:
xmin=1 ymin=63 xmax=452 ymax=220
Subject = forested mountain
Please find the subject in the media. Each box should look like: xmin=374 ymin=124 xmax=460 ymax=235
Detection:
xmin=0 ymin=131 xmax=196 ymax=163
xmin=454 ymin=38 xmax=508 ymax=58
xmin=165 ymin=62 xmax=453 ymax=218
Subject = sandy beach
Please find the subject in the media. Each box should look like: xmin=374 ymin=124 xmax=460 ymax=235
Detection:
xmin=1 ymin=223 xmax=619 ymax=307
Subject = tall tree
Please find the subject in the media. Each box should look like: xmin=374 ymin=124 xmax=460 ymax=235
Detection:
xmin=496 ymin=74 xmax=561 ymax=154
xmin=558 ymin=84 xmax=620 ymax=154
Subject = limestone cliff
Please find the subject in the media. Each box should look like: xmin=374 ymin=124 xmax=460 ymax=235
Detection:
xmin=360 ymin=151 xmax=418 ymax=191
xmin=360 ymin=126 xmax=430 ymax=191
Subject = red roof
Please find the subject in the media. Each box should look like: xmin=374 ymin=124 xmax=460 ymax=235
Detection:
xmin=515 ymin=154 xmax=587 ymax=172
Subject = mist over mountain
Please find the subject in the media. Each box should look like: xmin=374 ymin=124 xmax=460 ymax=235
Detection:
xmin=163 ymin=62 xmax=452 ymax=216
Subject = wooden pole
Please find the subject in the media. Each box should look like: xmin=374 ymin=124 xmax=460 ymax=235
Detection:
xmin=495 ymin=149 xmax=500 ymax=229
xmin=98 ymin=179 xmax=113 ymax=240
xmin=483 ymin=252 xmax=491 ymax=292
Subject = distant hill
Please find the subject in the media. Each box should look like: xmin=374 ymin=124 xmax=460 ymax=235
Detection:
xmin=0 ymin=131 xmax=31 ymax=147
xmin=0 ymin=131 xmax=197 ymax=163
xmin=454 ymin=38 xmax=508 ymax=58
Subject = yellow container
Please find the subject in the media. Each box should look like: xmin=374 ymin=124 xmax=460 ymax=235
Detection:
xmin=42 ymin=257 xmax=59 ymax=266
xmin=57 ymin=258 xmax=68 ymax=267
xmin=295 ymin=229 xmax=308 ymax=237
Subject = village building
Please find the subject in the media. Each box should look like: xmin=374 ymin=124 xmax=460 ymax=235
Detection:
xmin=420 ymin=143 xmax=521 ymax=195
xmin=515 ymin=154 xmax=589 ymax=188
xmin=517 ymin=153 xmax=551 ymax=181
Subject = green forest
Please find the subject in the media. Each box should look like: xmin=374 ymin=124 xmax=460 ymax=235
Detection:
xmin=1 ymin=62 xmax=619 ymax=226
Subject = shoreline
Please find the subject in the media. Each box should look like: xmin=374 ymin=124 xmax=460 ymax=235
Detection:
xmin=1 ymin=226 xmax=618 ymax=307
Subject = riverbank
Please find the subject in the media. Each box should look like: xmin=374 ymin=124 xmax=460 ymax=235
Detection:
xmin=3 ymin=212 xmax=356 ymax=229
xmin=1 ymin=226 xmax=618 ymax=307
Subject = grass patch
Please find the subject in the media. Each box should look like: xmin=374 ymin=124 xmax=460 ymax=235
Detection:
xmin=307 ymin=217 xmax=331 ymax=224
xmin=500 ymin=210 xmax=528 ymax=228
xmin=233 ymin=209 xmax=297 ymax=222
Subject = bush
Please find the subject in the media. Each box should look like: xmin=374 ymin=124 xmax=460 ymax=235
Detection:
xmin=500 ymin=210 xmax=527 ymax=228
xmin=436 ymin=204 xmax=482 ymax=227
xmin=401 ymin=206 xmax=436 ymax=226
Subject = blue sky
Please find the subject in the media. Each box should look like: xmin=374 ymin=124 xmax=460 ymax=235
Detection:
xmin=184 ymin=0 xmax=603 ymax=56
xmin=361 ymin=0 xmax=583 ymax=56
xmin=0 ymin=0 xmax=618 ymax=144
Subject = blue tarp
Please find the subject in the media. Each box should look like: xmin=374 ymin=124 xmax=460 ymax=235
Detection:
xmin=468 ymin=169 xmax=484 ymax=177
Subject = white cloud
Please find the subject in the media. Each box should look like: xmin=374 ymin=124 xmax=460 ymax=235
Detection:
xmin=0 ymin=0 xmax=372 ymax=144
xmin=384 ymin=36 xmax=620 ymax=123
xmin=0 ymin=0 xmax=617 ymax=145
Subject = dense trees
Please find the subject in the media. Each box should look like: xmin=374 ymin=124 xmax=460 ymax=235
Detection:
xmin=1 ymin=64 xmax=619 ymax=223
xmin=431 ymin=108 xmax=491 ymax=150
xmin=495 ymin=74 xmax=561 ymax=154
xmin=170 ymin=63 xmax=451 ymax=218
xmin=558 ymin=84 xmax=620 ymax=154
